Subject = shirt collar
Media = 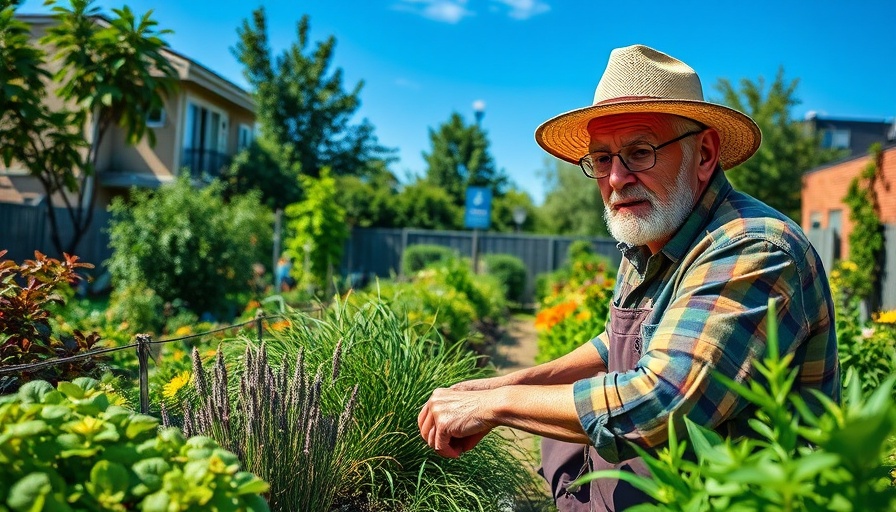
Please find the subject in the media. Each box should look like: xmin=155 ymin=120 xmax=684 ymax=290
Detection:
xmin=617 ymin=168 xmax=732 ymax=270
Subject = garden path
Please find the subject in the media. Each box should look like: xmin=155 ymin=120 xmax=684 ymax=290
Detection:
xmin=487 ymin=314 xmax=553 ymax=506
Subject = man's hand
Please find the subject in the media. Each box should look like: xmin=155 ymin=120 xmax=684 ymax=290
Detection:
xmin=417 ymin=387 xmax=497 ymax=458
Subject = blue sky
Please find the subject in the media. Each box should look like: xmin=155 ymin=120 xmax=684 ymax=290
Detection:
xmin=19 ymin=0 xmax=896 ymax=204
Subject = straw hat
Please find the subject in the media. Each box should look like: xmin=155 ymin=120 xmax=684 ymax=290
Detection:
xmin=535 ymin=45 xmax=761 ymax=170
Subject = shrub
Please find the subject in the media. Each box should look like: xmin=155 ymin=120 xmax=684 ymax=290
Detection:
xmin=401 ymin=244 xmax=458 ymax=275
xmin=0 ymin=378 xmax=270 ymax=511
xmin=0 ymin=250 xmax=103 ymax=393
xmin=482 ymin=253 xmax=527 ymax=303
xmin=575 ymin=299 xmax=896 ymax=511
xmin=107 ymin=176 xmax=272 ymax=320
xmin=220 ymin=298 xmax=543 ymax=511
xmin=534 ymin=250 xmax=616 ymax=363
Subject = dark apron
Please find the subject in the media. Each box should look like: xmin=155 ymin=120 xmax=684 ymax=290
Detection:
xmin=539 ymin=305 xmax=654 ymax=512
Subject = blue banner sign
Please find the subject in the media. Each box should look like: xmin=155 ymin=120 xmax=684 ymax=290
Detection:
xmin=464 ymin=187 xmax=492 ymax=229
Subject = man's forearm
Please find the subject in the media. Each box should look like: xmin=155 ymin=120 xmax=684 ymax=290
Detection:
xmin=502 ymin=341 xmax=606 ymax=386
xmin=489 ymin=384 xmax=591 ymax=443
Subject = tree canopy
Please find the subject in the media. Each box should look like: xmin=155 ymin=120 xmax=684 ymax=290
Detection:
xmin=422 ymin=112 xmax=508 ymax=206
xmin=233 ymin=8 xmax=395 ymax=181
xmin=715 ymin=68 xmax=843 ymax=221
xmin=1 ymin=0 xmax=177 ymax=255
xmin=536 ymin=157 xmax=608 ymax=236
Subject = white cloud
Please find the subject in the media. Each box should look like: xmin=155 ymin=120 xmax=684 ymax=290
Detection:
xmin=393 ymin=0 xmax=474 ymax=24
xmin=394 ymin=77 xmax=421 ymax=90
xmin=491 ymin=0 xmax=550 ymax=20
xmin=393 ymin=0 xmax=549 ymax=23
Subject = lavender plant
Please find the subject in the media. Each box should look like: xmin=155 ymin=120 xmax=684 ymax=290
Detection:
xmin=172 ymin=343 xmax=357 ymax=512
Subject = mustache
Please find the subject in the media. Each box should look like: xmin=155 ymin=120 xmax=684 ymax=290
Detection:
xmin=608 ymin=187 xmax=655 ymax=206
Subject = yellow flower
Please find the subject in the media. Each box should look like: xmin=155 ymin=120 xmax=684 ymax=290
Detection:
xmin=872 ymin=310 xmax=896 ymax=325
xmin=174 ymin=325 xmax=193 ymax=336
xmin=576 ymin=310 xmax=592 ymax=321
xmin=163 ymin=371 xmax=191 ymax=399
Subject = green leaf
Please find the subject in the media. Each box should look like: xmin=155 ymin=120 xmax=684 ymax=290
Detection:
xmin=7 ymin=420 xmax=48 ymax=438
xmin=234 ymin=475 xmax=270 ymax=496
xmin=132 ymin=458 xmax=169 ymax=492
xmin=791 ymin=451 xmax=840 ymax=482
xmin=7 ymin=472 xmax=51 ymax=511
xmin=18 ymin=381 xmax=55 ymax=403
xmin=86 ymin=460 xmax=129 ymax=501
xmin=39 ymin=405 xmax=70 ymax=421
xmin=125 ymin=414 xmax=159 ymax=439
xmin=141 ymin=491 xmax=171 ymax=512
xmin=56 ymin=381 xmax=85 ymax=400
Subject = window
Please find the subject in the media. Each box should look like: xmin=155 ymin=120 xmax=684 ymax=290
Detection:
xmin=810 ymin=212 xmax=822 ymax=229
xmin=182 ymin=100 xmax=229 ymax=177
xmin=147 ymin=107 xmax=166 ymax=128
xmin=821 ymin=129 xmax=850 ymax=149
xmin=828 ymin=209 xmax=843 ymax=259
xmin=238 ymin=124 xmax=254 ymax=151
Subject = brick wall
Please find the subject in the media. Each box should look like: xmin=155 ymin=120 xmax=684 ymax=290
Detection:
xmin=801 ymin=145 xmax=896 ymax=259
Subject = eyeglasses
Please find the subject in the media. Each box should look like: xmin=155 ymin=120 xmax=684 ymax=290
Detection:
xmin=578 ymin=130 xmax=703 ymax=179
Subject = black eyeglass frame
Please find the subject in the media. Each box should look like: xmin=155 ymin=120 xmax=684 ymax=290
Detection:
xmin=578 ymin=129 xmax=704 ymax=179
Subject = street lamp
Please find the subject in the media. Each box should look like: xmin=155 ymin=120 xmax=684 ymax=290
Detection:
xmin=512 ymin=206 xmax=527 ymax=232
xmin=472 ymin=99 xmax=486 ymax=126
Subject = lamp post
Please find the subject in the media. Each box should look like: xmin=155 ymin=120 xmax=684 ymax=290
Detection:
xmin=512 ymin=206 xmax=527 ymax=232
xmin=472 ymin=99 xmax=486 ymax=126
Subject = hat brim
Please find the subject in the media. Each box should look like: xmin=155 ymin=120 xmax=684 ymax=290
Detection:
xmin=535 ymin=98 xmax=762 ymax=170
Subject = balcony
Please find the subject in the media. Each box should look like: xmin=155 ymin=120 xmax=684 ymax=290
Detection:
xmin=181 ymin=149 xmax=231 ymax=180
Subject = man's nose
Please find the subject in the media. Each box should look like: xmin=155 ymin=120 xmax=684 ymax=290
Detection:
xmin=606 ymin=155 xmax=637 ymax=190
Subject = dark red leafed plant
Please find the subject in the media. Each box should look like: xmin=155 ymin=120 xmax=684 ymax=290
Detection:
xmin=0 ymin=250 xmax=103 ymax=392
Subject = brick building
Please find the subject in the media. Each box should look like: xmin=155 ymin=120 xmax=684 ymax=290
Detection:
xmin=801 ymin=144 xmax=896 ymax=260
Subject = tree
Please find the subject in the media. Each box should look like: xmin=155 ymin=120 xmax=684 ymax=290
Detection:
xmin=107 ymin=177 xmax=272 ymax=318
xmin=393 ymin=181 xmax=462 ymax=230
xmin=714 ymin=68 xmax=843 ymax=221
xmin=491 ymin=188 xmax=537 ymax=232
xmin=233 ymin=8 xmax=395 ymax=181
xmin=284 ymin=169 xmax=349 ymax=295
xmin=536 ymin=157 xmax=609 ymax=236
xmin=335 ymin=170 xmax=400 ymax=229
xmin=423 ymin=112 xmax=508 ymax=206
xmin=222 ymin=138 xmax=302 ymax=210
xmin=1 ymin=0 xmax=178 ymax=256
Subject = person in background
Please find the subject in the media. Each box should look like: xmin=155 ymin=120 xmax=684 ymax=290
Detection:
xmin=418 ymin=44 xmax=840 ymax=511
xmin=275 ymin=254 xmax=293 ymax=292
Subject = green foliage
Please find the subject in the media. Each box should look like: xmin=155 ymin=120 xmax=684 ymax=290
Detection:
xmin=2 ymin=0 xmax=179 ymax=255
xmin=0 ymin=250 xmax=103 ymax=393
xmin=222 ymin=298 xmax=542 ymax=510
xmin=402 ymin=244 xmax=458 ymax=275
xmin=233 ymin=8 xmax=394 ymax=180
xmin=176 ymin=344 xmax=356 ymax=512
xmin=222 ymin=139 xmax=302 ymax=210
xmin=423 ymin=112 xmax=508 ymax=206
xmin=491 ymin=189 xmax=538 ymax=232
xmin=482 ymin=253 xmax=527 ymax=303
xmin=0 ymin=378 xmax=270 ymax=511
xmin=715 ymin=69 xmax=844 ymax=221
xmin=336 ymin=172 xmax=401 ymax=228
xmin=536 ymin=157 xmax=609 ymax=236
xmin=574 ymin=299 xmax=896 ymax=511
xmin=842 ymin=143 xmax=884 ymax=304
xmin=105 ymin=282 xmax=165 ymax=334
xmin=394 ymin=181 xmax=462 ymax=229
xmin=107 ymin=176 xmax=272 ymax=319
xmin=284 ymin=169 xmax=349 ymax=294
xmin=534 ymin=245 xmax=616 ymax=363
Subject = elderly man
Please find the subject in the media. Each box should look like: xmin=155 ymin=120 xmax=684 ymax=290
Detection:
xmin=417 ymin=44 xmax=839 ymax=511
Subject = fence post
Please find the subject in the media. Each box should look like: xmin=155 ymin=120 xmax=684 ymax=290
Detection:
xmin=255 ymin=309 xmax=264 ymax=344
xmin=136 ymin=334 xmax=151 ymax=414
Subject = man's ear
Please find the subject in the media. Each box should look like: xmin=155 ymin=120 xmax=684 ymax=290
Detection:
xmin=696 ymin=129 xmax=722 ymax=181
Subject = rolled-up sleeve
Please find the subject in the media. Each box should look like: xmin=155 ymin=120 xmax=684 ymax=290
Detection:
xmin=573 ymin=235 xmax=803 ymax=462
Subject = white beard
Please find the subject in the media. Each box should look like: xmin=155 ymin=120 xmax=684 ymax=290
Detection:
xmin=603 ymin=162 xmax=696 ymax=248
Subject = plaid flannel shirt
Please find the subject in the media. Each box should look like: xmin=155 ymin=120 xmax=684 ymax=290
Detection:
xmin=573 ymin=169 xmax=840 ymax=463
